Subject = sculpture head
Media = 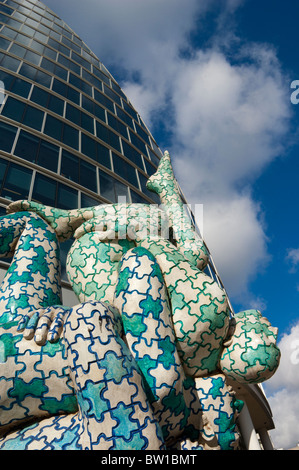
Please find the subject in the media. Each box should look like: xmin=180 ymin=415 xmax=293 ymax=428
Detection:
xmin=219 ymin=309 xmax=281 ymax=384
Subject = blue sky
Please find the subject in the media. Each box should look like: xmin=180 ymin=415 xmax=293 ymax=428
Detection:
xmin=45 ymin=0 xmax=299 ymax=449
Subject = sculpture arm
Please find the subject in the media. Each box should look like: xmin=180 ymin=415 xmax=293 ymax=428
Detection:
xmin=7 ymin=200 xmax=99 ymax=242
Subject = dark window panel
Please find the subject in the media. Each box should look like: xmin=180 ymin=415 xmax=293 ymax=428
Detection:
xmin=66 ymin=103 xmax=81 ymax=126
xmin=0 ymin=121 xmax=17 ymax=153
xmin=24 ymin=49 xmax=40 ymax=65
xmin=147 ymin=147 xmax=161 ymax=166
xmin=31 ymin=86 xmax=50 ymax=107
xmin=9 ymin=43 xmax=27 ymax=58
xmin=47 ymin=94 xmax=64 ymax=116
xmin=0 ymin=159 xmax=8 ymax=185
xmin=57 ymin=183 xmax=78 ymax=210
xmin=19 ymin=63 xmax=37 ymax=81
xmin=60 ymin=149 xmax=79 ymax=183
xmin=32 ymin=172 xmax=56 ymax=206
xmin=1 ymin=162 xmax=32 ymax=201
xmin=143 ymin=158 xmax=157 ymax=176
xmin=67 ymin=86 xmax=80 ymax=105
xmin=108 ymin=114 xmax=128 ymax=139
xmin=35 ymin=69 xmax=51 ymax=88
xmin=98 ymin=169 xmax=116 ymax=203
xmin=123 ymin=101 xmax=138 ymax=121
xmin=62 ymin=123 xmax=79 ymax=150
xmin=96 ymin=142 xmax=111 ymax=169
xmin=129 ymin=130 xmax=147 ymax=154
xmin=81 ymin=133 xmax=97 ymax=162
xmin=94 ymin=89 xmax=114 ymax=113
xmin=1 ymin=96 xmax=25 ymax=122
xmin=10 ymin=77 xmax=31 ymax=98
xmin=94 ymin=104 xmax=105 ymax=123
xmin=0 ymin=54 xmax=20 ymax=72
xmin=130 ymin=190 xmax=149 ymax=204
xmin=38 ymin=140 xmax=59 ymax=173
xmin=122 ymin=140 xmax=143 ymax=169
xmin=81 ymin=112 xmax=94 ymax=134
xmin=22 ymin=104 xmax=44 ymax=131
xmin=44 ymin=114 xmax=63 ymax=141
xmin=112 ymin=153 xmax=139 ymax=189
xmin=52 ymin=78 xmax=67 ymax=97
xmin=0 ymin=36 xmax=11 ymax=50
xmin=116 ymin=106 xmax=133 ymax=128
xmin=80 ymin=160 xmax=97 ymax=193
xmin=81 ymin=193 xmax=100 ymax=209
xmin=14 ymin=130 xmax=39 ymax=163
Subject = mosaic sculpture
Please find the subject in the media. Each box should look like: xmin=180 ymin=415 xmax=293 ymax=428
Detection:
xmin=0 ymin=151 xmax=280 ymax=450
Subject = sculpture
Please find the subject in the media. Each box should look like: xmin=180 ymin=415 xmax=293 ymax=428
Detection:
xmin=0 ymin=151 xmax=280 ymax=450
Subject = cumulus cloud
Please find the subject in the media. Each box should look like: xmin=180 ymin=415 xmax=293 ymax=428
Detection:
xmin=264 ymin=322 xmax=299 ymax=449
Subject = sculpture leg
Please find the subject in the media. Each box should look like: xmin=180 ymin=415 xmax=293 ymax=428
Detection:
xmin=0 ymin=301 xmax=165 ymax=450
xmin=114 ymin=246 xmax=189 ymax=447
xmin=0 ymin=212 xmax=76 ymax=435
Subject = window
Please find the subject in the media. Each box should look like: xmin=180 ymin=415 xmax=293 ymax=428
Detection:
xmin=122 ymin=140 xmax=143 ymax=169
xmin=94 ymin=89 xmax=114 ymax=113
xmin=98 ymin=169 xmax=116 ymax=202
xmin=0 ymin=158 xmax=8 ymax=185
xmin=1 ymin=162 xmax=32 ymax=201
xmin=0 ymin=121 xmax=17 ymax=153
xmin=81 ymin=133 xmax=96 ymax=162
xmin=1 ymin=96 xmax=25 ymax=122
xmin=103 ymin=84 xmax=121 ymax=106
xmin=37 ymin=140 xmax=59 ymax=173
xmin=81 ymin=193 xmax=100 ymax=209
xmin=0 ymin=36 xmax=11 ymax=50
xmin=0 ymin=54 xmax=20 ymax=72
xmin=96 ymin=121 xmax=120 ymax=153
xmin=47 ymin=94 xmax=64 ymax=116
xmin=44 ymin=114 xmax=62 ymax=141
xmin=14 ymin=130 xmax=40 ymax=164
xmin=147 ymin=147 xmax=160 ymax=166
xmin=80 ymin=160 xmax=97 ymax=193
xmin=32 ymin=172 xmax=56 ymax=206
xmin=2 ymin=97 xmax=44 ymax=132
xmin=97 ymin=142 xmax=111 ymax=169
xmin=10 ymin=77 xmax=31 ymax=98
xmin=129 ymin=130 xmax=147 ymax=154
xmin=62 ymin=123 xmax=79 ymax=149
xmin=31 ymin=86 xmax=50 ymax=107
xmin=108 ymin=114 xmax=128 ymax=139
xmin=10 ymin=43 xmax=27 ymax=58
xmin=143 ymin=158 xmax=157 ymax=176
xmin=130 ymin=190 xmax=149 ymax=205
xmin=112 ymin=153 xmax=139 ymax=189
xmin=57 ymin=183 xmax=78 ymax=210
xmin=60 ymin=150 xmax=79 ymax=183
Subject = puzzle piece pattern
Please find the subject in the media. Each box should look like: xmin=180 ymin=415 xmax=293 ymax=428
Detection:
xmin=114 ymin=246 xmax=189 ymax=446
xmin=0 ymin=151 xmax=280 ymax=449
xmin=219 ymin=310 xmax=280 ymax=383
xmin=0 ymin=301 xmax=164 ymax=450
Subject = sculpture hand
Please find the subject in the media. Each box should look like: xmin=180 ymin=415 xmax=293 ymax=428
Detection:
xmin=17 ymin=306 xmax=70 ymax=345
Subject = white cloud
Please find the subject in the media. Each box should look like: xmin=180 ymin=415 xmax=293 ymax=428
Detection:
xmin=286 ymin=248 xmax=299 ymax=272
xmin=264 ymin=322 xmax=299 ymax=449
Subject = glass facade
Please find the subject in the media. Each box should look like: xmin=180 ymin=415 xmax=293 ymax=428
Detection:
xmin=0 ymin=0 xmax=162 ymax=216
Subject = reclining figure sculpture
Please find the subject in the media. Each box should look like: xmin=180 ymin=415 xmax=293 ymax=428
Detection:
xmin=0 ymin=151 xmax=280 ymax=450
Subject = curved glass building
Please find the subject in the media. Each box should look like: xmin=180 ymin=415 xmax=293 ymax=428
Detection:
xmin=0 ymin=0 xmax=162 ymax=216
xmin=0 ymin=0 xmax=278 ymax=450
